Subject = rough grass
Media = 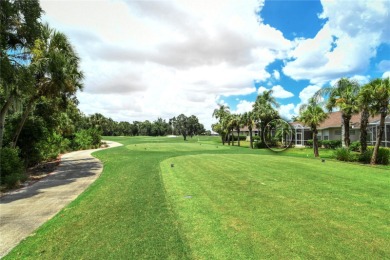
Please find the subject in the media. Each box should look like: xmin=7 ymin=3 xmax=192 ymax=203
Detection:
xmin=4 ymin=136 xmax=390 ymax=259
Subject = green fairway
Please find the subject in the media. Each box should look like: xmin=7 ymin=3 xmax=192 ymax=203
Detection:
xmin=5 ymin=136 xmax=390 ymax=259
xmin=161 ymin=154 xmax=390 ymax=259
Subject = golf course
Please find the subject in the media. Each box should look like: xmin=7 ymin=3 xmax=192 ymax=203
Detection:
xmin=4 ymin=136 xmax=390 ymax=259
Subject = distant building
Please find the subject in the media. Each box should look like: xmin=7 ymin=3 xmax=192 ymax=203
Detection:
xmin=234 ymin=111 xmax=390 ymax=147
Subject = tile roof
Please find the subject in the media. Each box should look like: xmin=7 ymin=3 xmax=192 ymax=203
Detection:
xmin=317 ymin=111 xmax=381 ymax=129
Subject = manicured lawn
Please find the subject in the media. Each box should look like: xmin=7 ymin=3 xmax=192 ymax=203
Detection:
xmin=5 ymin=136 xmax=390 ymax=259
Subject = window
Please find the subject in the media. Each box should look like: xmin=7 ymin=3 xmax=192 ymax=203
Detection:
xmin=350 ymin=130 xmax=356 ymax=135
xmin=323 ymin=136 xmax=329 ymax=140
xmin=335 ymin=129 xmax=341 ymax=135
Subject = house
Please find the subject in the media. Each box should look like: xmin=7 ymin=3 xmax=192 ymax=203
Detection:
xmin=234 ymin=111 xmax=390 ymax=147
xmin=291 ymin=111 xmax=389 ymax=147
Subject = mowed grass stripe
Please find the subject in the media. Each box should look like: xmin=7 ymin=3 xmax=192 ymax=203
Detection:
xmin=4 ymin=136 xmax=389 ymax=259
xmin=5 ymin=144 xmax=191 ymax=259
xmin=161 ymin=154 xmax=390 ymax=259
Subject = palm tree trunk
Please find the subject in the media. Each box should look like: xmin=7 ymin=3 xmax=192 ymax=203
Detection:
xmin=0 ymin=94 xmax=14 ymax=148
xmin=313 ymin=128 xmax=319 ymax=157
xmin=11 ymin=98 xmax=35 ymax=148
xmin=360 ymin=109 xmax=369 ymax=153
xmin=237 ymin=128 xmax=240 ymax=146
xmin=371 ymin=112 xmax=386 ymax=165
xmin=342 ymin=115 xmax=351 ymax=147
xmin=231 ymin=130 xmax=234 ymax=146
xmin=249 ymin=127 xmax=253 ymax=149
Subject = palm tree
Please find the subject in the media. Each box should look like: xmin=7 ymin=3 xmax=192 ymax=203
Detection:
xmin=357 ymin=82 xmax=375 ymax=153
xmin=231 ymin=114 xmax=244 ymax=146
xmin=212 ymin=104 xmax=230 ymax=145
xmin=253 ymin=90 xmax=279 ymax=143
xmin=299 ymin=98 xmax=328 ymax=157
xmin=314 ymin=78 xmax=360 ymax=147
xmin=242 ymin=111 xmax=256 ymax=149
xmin=369 ymin=77 xmax=390 ymax=164
xmin=11 ymin=24 xmax=84 ymax=147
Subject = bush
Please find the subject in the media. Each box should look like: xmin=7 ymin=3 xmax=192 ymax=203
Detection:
xmin=73 ymin=128 xmax=102 ymax=150
xmin=333 ymin=147 xmax=357 ymax=162
xmin=254 ymin=141 xmax=267 ymax=149
xmin=231 ymin=135 xmax=247 ymax=141
xmin=359 ymin=147 xmax=390 ymax=165
xmin=349 ymin=141 xmax=361 ymax=152
xmin=322 ymin=140 xmax=341 ymax=149
xmin=0 ymin=148 xmax=26 ymax=188
xmin=306 ymin=139 xmax=322 ymax=148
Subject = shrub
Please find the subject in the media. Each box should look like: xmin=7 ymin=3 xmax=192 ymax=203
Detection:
xmin=252 ymin=136 xmax=261 ymax=142
xmin=0 ymin=148 xmax=26 ymax=188
xmin=359 ymin=147 xmax=390 ymax=165
xmin=73 ymin=128 xmax=102 ymax=150
xmin=322 ymin=140 xmax=341 ymax=149
xmin=333 ymin=147 xmax=357 ymax=162
xmin=306 ymin=139 xmax=323 ymax=148
xmin=232 ymin=135 xmax=247 ymax=141
xmin=254 ymin=141 xmax=267 ymax=149
xmin=349 ymin=141 xmax=361 ymax=152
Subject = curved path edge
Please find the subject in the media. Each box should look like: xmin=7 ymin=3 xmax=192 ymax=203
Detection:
xmin=0 ymin=140 xmax=123 ymax=258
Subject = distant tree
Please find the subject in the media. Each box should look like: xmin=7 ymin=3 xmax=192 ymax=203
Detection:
xmin=314 ymin=78 xmax=360 ymax=147
xmin=299 ymin=98 xmax=328 ymax=157
xmin=139 ymin=120 xmax=152 ymax=136
xmin=212 ymin=123 xmax=227 ymax=145
xmin=212 ymin=104 xmax=231 ymax=145
xmin=171 ymin=114 xmax=188 ymax=140
xmin=253 ymin=90 xmax=279 ymax=143
xmin=242 ymin=111 xmax=255 ymax=149
xmin=358 ymin=82 xmax=375 ymax=153
xmin=231 ymin=114 xmax=244 ymax=146
xmin=368 ymin=77 xmax=390 ymax=164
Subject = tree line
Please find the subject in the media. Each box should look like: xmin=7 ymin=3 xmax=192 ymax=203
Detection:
xmin=212 ymin=77 xmax=389 ymax=165
xmin=0 ymin=0 xmax=206 ymax=188
xmin=84 ymin=113 xmax=205 ymax=140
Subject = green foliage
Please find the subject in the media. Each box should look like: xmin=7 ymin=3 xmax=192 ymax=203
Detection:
xmin=73 ymin=128 xmax=101 ymax=150
xmin=349 ymin=141 xmax=361 ymax=152
xmin=333 ymin=147 xmax=357 ymax=162
xmin=322 ymin=140 xmax=342 ymax=149
xmin=359 ymin=147 xmax=389 ymax=165
xmin=231 ymin=135 xmax=247 ymax=141
xmin=0 ymin=148 xmax=26 ymax=188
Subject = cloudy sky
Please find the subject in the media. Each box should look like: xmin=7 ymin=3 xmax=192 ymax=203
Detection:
xmin=40 ymin=0 xmax=390 ymax=129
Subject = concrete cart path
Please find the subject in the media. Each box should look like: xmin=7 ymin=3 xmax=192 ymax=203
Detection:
xmin=0 ymin=141 xmax=122 ymax=258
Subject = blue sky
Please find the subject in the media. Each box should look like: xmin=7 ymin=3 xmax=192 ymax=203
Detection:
xmin=220 ymin=0 xmax=390 ymax=121
xmin=41 ymin=0 xmax=390 ymax=128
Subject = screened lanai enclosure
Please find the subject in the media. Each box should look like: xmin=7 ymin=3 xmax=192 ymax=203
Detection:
xmin=367 ymin=116 xmax=390 ymax=147
xmin=290 ymin=122 xmax=312 ymax=147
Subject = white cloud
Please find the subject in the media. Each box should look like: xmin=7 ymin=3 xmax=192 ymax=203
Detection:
xmin=383 ymin=71 xmax=390 ymax=79
xmin=273 ymin=70 xmax=281 ymax=80
xmin=278 ymin=103 xmax=295 ymax=121
xmin=272 ymin=85 xmax=294 ymax=98
xmin=232 ymin=100 xmax=255 ymax=114
xmin=257 ymin=86 xmax=268 ymax=94
xmin=350 ymin=75 xmax=370 ymax=85
xmin=40 ymin=0 xmax=294 ymax=129
xmin=299 ymin=85 xmax=321 ymax=104
xmin=257 ymin=85 xmax=293 ymax=98
xmin=283 ymin=0 xmax=390 ymax=85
